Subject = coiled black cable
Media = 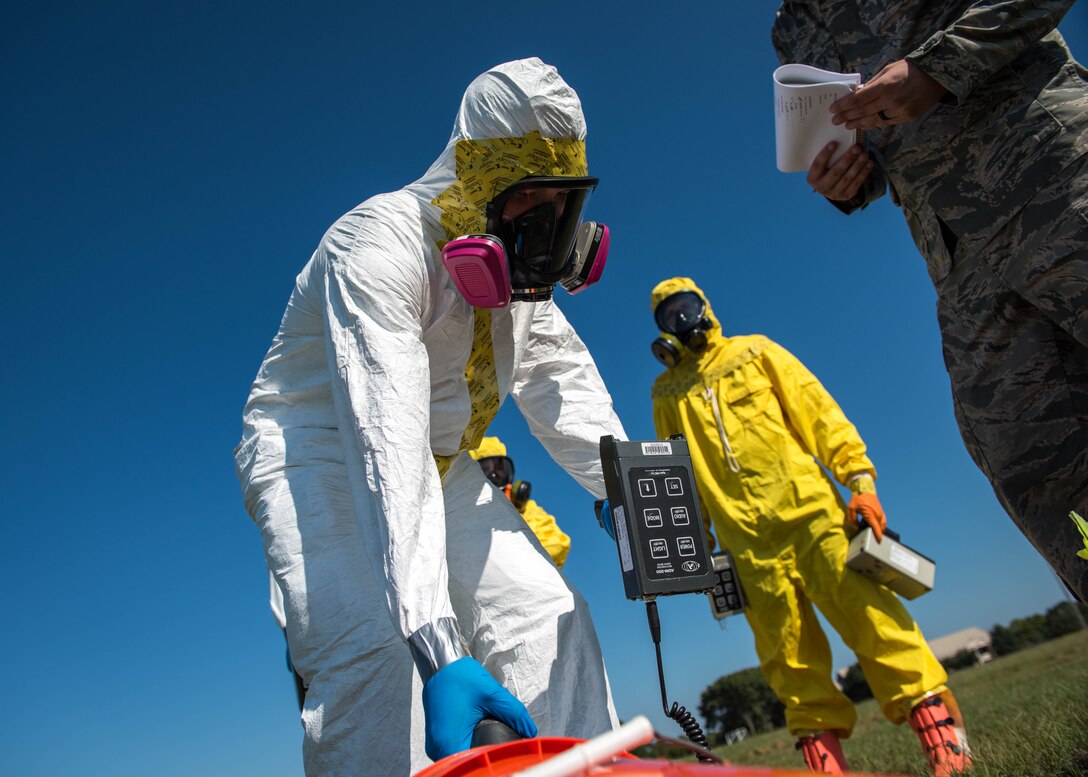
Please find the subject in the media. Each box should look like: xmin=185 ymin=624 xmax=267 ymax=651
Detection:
xmin=646 ymin=600 xmax=720 ymax=764
xmin=664 ymin=700 xmax=710 ymax=753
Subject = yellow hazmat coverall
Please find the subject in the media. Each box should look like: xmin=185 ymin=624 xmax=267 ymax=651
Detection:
xmin=650 ymin=277 xmax=947 ymax=736
xmin=520 ymin=499 xmax=571 ymax=570
xmin=470 ymin=437 xmax=572 ymax=569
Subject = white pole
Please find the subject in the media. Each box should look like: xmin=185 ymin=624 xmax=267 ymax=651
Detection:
xmin=511 ymin=716 xmax=656 ymax=777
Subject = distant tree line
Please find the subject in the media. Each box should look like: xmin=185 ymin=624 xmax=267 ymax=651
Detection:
xmin=698 ymin=601 xmax=1087 ymax=741
xmin=990 ymin=600 xmax=1086 ymax=656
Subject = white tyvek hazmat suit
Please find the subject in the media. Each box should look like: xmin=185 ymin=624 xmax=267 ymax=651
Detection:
xmin=234 ymin=58 xmax=624 ymax=775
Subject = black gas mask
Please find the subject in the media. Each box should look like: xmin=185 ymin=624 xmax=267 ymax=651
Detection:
xmin=651 ymin=291 xmax=713 ymax=367
xmin=477 ymin=455 xmax=515 ymax=488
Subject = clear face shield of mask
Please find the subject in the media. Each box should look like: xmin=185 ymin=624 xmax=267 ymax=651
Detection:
xmin=486 ymin=176 xmax=597 ymax=301
xmin=654 ymin=291 xmax=708 ymax=337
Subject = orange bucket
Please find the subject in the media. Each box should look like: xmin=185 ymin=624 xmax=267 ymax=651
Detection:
xmin=413 ymin=735 xmax=864 ymax=776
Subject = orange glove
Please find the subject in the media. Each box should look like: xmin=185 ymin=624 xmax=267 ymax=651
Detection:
xmin=847 ymin=493 xmax=886 ymax=541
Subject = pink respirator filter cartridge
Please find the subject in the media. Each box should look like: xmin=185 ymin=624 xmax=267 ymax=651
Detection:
xmin=440 ymin=235 xmax=511 ymax=308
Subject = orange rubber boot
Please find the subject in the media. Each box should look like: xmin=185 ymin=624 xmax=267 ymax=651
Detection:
xmin=796 ymin=732 xmax=848 ymax=774
xmin=910 ymin=693 xmax=972 ymax=776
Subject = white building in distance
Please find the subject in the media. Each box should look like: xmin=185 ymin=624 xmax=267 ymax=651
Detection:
xmin=926 ymin=627 xmax=994 ymax=666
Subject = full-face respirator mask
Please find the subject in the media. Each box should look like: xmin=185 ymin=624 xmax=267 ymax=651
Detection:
xmin=440 ymin=176 xmax=610 ymax=307
xmin=477 ymin=454 xmax=531 ymax=511
xmin=651 ymin=290 xmax=713 ymax=367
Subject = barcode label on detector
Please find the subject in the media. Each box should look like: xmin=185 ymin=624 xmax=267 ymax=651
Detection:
xmin=641 ymin=442 xmax=673 ymax=456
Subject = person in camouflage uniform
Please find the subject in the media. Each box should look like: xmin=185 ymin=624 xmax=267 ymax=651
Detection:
xmin=772 ymin=1 xmax=1088 ymax=619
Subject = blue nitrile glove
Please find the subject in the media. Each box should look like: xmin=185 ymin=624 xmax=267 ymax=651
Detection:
xmin=600 ymin=498 xmax=616 ymax=540
xmin=422 ymin=656 xmax=537 ymax=761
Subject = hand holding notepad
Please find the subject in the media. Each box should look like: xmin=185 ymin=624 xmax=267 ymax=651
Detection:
xmin=773 ymin=64 xmax=861 ymax=172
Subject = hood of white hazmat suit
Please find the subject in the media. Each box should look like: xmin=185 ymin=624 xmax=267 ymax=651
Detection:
xmin=235 ymin=57 xmax=624 ymax=689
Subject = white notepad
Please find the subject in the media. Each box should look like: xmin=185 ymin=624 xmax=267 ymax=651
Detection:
xmin=773 ymin=64 xmax=861 ymax=172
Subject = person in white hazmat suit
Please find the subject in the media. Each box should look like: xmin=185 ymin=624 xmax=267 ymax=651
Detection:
xmin=234 ymin=58 xmax=625 ymax=775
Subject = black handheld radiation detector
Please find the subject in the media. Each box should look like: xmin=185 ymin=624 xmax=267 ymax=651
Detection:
xmin=599 ymin=435 xmax=715 ymax=600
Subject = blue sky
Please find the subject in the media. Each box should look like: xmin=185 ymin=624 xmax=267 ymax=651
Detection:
xmin=3 ymin=3 xmax=1086 ymax=775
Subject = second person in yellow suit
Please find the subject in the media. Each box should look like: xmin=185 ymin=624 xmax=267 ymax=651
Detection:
xmin=649 ymin=277 xmax=969 ymax=776
xmin=470 ymin=437 xmax=571 ymax=569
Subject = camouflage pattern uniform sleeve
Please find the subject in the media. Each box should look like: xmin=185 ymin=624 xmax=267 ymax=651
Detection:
xmin=906 ymin=0 xmax=1078 ymax=101
xmin=771 ymin=0 xmax=841 ymax=72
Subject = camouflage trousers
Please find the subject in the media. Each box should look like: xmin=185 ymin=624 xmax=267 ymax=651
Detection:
xmin=934 ymin=153 xmax=1088 ymax=602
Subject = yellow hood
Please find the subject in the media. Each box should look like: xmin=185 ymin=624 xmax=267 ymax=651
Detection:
xmin=469 ymin=436 xmax=507 ymax=460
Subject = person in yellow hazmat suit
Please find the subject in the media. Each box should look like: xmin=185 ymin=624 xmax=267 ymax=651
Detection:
xmin=648 ymin=277 xmax=970 ymax=776
xmin=470 ymin=437 xmax=571 ymax=569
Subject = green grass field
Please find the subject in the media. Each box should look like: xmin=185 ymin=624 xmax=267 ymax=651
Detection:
xmin=712 ymin=630 xmax=1088 ymax=776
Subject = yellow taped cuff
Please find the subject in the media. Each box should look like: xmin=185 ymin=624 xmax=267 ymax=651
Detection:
xmin=848 ymin=474 xmax=877 ymax=495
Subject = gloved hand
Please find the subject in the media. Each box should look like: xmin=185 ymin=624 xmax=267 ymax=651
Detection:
xmin=847 ymin=493 xmax=887 ymax=541
xmin=599 ymin=498 xmax=616 ymax=540
xmin=422 ymin=656 xmax=537 ymax=761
